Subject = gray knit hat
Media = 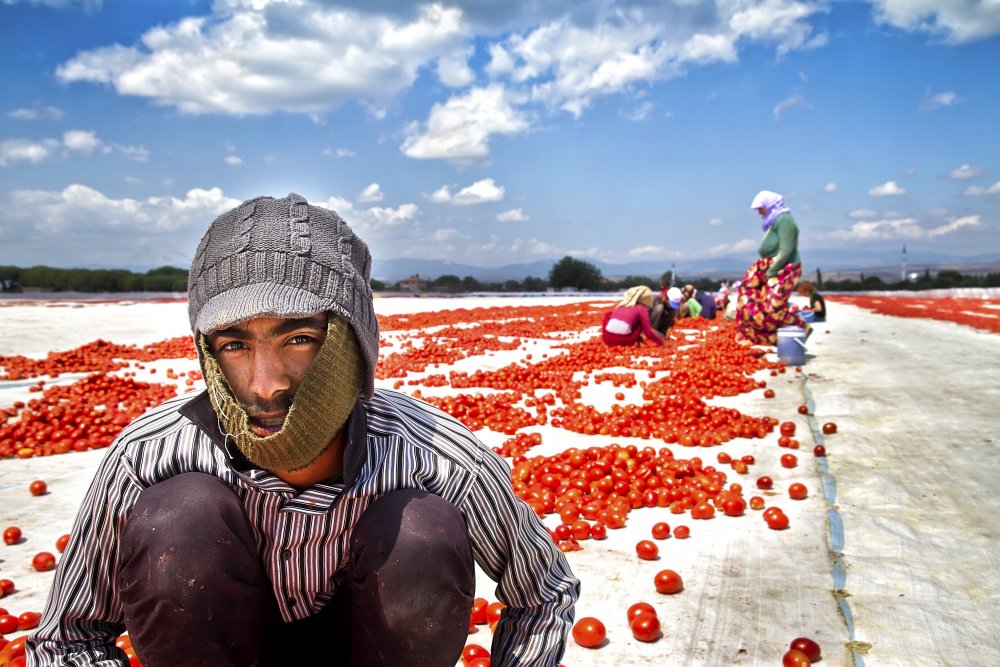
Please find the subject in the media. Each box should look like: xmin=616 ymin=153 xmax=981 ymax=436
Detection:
xmin=188 ymin=193 xmax=378 ymax=398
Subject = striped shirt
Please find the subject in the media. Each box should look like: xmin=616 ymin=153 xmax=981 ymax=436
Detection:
xmin=27 ymin=389 xmax=579 ymax=666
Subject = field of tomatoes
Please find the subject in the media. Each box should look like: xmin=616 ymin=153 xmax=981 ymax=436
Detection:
xmin=833 ymin=295 xmax=1000 ymax=334
xmin=0 ymin=297 xmax=846 ymax=666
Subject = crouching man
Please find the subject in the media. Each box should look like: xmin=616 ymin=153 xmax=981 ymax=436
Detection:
xmin=27 ymin=193 xmax=579 ymax=667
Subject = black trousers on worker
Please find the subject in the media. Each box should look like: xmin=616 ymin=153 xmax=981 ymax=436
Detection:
xmin=118 ymin=473 xmax=475 ymax=667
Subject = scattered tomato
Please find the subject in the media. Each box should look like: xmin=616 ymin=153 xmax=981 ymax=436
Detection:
xmin=28 ymin=480 xmax=47 ymax=496
xmin=626 ymin=602 xmax=656 ymax=623
xmin=782 ymin=648 xmax=812 ymax=666
xmin=822 ymin=422 xmax=838 ymax=434
xmin=32 ymin=551 xmax=57 ymax=572
xmin=756 ymin=476 xmax=773 ymax=490
xmin=813 ymin=445 xmax=826 ymax=457
xmin=788 ymin=483 xmax=808 ymax=500
xmin=630 ymin=612 xmax=662 ymax=642
xmin=55 ymin=534 xmax=71 ymax=553
xmin=462 ymin=643 xmax=490 ymax=666
xmin=571 ymin=617 xmax=606 ymax=648
xmin=635 ymin=540 xmax=659 ymax=560
xmin=3 ymin=527 xmax=22 ymax=546
xmin=780 ymin=454 xmax=798 ymax=469
xmin=789 ymin=637 xmax=822 ymax=662
xmin=651 ymin=522 xmax=671 ymax=540
xmin=654 ymin=569 xmax=683 ymax=594
xmin=673 ymin=525 xmax=690 ymax=539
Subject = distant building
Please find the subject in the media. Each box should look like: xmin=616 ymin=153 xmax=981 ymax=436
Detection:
xmin=399 ymin=274 xmax=428 ymax=293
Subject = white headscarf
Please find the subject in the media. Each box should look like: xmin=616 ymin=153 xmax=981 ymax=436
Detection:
xmin=619 ymin=285 xmax=653 ymax=308
xmin=751 ymin=190 xmax=791 ymax=232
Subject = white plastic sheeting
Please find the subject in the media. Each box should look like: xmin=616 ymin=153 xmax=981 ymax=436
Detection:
xmin=1 ymin=296 xmax=998 ymax=665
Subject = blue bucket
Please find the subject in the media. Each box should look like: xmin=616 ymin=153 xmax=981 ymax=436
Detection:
xmin=777 ymin=326 xmax=807 ymax=365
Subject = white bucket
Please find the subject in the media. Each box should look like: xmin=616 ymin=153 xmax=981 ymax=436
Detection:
xmin=777 ymin=326 xmax=807 ymax=365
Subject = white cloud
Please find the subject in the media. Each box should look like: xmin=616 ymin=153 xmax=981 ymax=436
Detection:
xmin=1 ymin=184 xmax=237 ymax=238
xmin=871 ymin=0 xmax=1000 ymax=43
xmin=963 ymin=181 xmax=1000 ymax=198
xmin=949 ymin=164 xmax=987 ymax=180
xmin=497 ymin=208 xmax=528 ymax=222
xmin=622 ymin=100 xmax=653 ymax=121
xmin=7 ymin=105 xmax=64 ymax=121
xmin=919 ymin=87 xmax=962 ymax=111
xmin=55 ymin=3 xmax=469 ymax=116
xmin=62 ymin=130 xmax=102 ymax=154
xmin=869 ymin=181 xmax=906 ymax=196
xmin=849 ymin=208 xmax=878 ymax=218
xmin=707 ymin=238 xmax=757 ymax=255
xmin=627 ymin=245 xmax=665 ymax=258
xmin=823 ymin=182 xmax=837 ymax=193
xmin=926 ymin=215 xmax=980 ymax=238
xmin=830 ymin=214 xmax=980 ymax=241
xmin=773 ymin=93 xmax=811 ymax=119
xmin=426 ymin=178 xmax=505 ymax=206
xmin=224 ymin=155 xmax=243 ymax=166
xmin=432 ymin=227 xmax=463 ymax=242
xmin=323 ymin=147 xmax=357 ymax=158
xmin=707 ymin=217 xmax=724 ymax=227
xmin=0 ymin=138 xmax=60 ymax=166
xmin=436 ymin=45 xmax=475 ymax=87
xmin=1 ymin=130 xmax=148 ymax=165
xmin=400 ymin=84 xmax=529 ymax=164
xmin=357 ymin=182 xmax=385 ymax=203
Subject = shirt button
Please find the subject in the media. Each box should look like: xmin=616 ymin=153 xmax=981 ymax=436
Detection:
xmin=281 ymin=550 xmax=291 ymax=561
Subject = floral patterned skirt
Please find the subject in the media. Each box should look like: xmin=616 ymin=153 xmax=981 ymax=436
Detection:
xmin=735 ymin=258 xmax=805 ymax=345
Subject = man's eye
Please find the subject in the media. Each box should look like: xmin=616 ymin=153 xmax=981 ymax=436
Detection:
xmin=216 ymin=341 xmax=246 ymax=353
xmin=290 ymin=335 xmax=318 ymax=345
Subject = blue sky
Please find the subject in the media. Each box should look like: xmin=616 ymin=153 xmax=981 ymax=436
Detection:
xmin=1 ymin=0 xmax=998 ymax=273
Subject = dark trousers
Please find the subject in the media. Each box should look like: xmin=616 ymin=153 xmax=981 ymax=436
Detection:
xmin=118 ymin=473 xmax=475 ymax=667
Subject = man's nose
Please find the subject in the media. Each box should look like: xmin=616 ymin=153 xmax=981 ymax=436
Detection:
xmin=247 ymin=349 xmax=292 ymax=403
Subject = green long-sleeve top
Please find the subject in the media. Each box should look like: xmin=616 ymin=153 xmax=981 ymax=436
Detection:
xmin=759 ymin=212 xmax=801 ymax=277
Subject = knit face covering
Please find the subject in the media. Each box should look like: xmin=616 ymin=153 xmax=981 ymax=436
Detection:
xmin=201 ymin=315 xmax=364 ymax=472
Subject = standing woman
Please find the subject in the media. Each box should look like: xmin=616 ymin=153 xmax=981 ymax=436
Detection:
xmin=735 ymin=190 xmax=807 ymax=345
xmin=602 ymin=285 xmax=665 ymax=346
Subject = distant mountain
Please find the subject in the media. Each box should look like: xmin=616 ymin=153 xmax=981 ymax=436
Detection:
xmin=372 ymin=250 xmax=1000 ymax=283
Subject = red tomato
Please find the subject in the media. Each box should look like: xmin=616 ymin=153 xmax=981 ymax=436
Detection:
xmin=32 ymin=552 xmax=57 ymax=572
xmin=626 ymin=602 xmax=656 ymax=623
xmin=672 ymin=525 xmax=690 ymax=539
xmin=756 ymin=476 xmax=773 ymax=490
xmin=590 ymin=523 xmax=608 ymax=540
xmin=0 ymin=613 xmax=19 ymax=634
xmin=571 ymin=616 xmax=606 ymax=648
xmin=462 ymin=643 xmax=490 ymax=666
xmin=466 ymin=659 xmax=490 ymax=667
xmin=765 ymin=510 xmax=790 ymax=530
xmin=788 ymin=483 xmax=808 ymax=500
xmin=721 ymin=496 xmax=746 ymax=517
xmin=651 ymin=522 xmax=671 ymax=540
xmin=749 ymin=496 xmax=765 ymax=510
xmin=813 ymin=445 xmax=826 ymax=457
xmin=630 ymin=612 xmax=662 ymax=642
xmin=780 ymin=454 xmax=798 ymax=468
xmin=485 ymin=601 xmax=505 ymax=626
xmin=763 ymin=389 xmax=776 ymax=398
xmin=690 ymin=502 xmax=715 ymax=520
xmin=790 ymin=636 xmax=822 ymax=662
xmin=0 ymin=580 xmax=14 ymax=596
xmin=782 ymin=648 xmax=812 ymax=666
xmin=822 ymin=422 xmax=838 ymax=434
xmin=29 ymin=480 xmax=47 ymax=496
xmin=3 ymin=527 xmax=22 ymax=546
xmin=779 ymin=421 xmax=796 ymax=437
xmin=17 ymin=611 xmax=41 ymax=631
xmin=797 ymin=405 xmax=809 ymax=415
xmin=470 ymin=597 xmax=488 ymax=625
xmin=3 ymin=634 xmax=26 ymax=660
xmin=55 ymin=534 xmax=71 ymax=553
xmin=653 ymin=569 xmax=683 ymax=594
xmin=635 ymin=539 xmax=659 ymax=560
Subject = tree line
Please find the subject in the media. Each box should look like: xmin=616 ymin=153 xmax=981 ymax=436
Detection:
xmin=3 ymin=258 xmax=998 ymax=295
